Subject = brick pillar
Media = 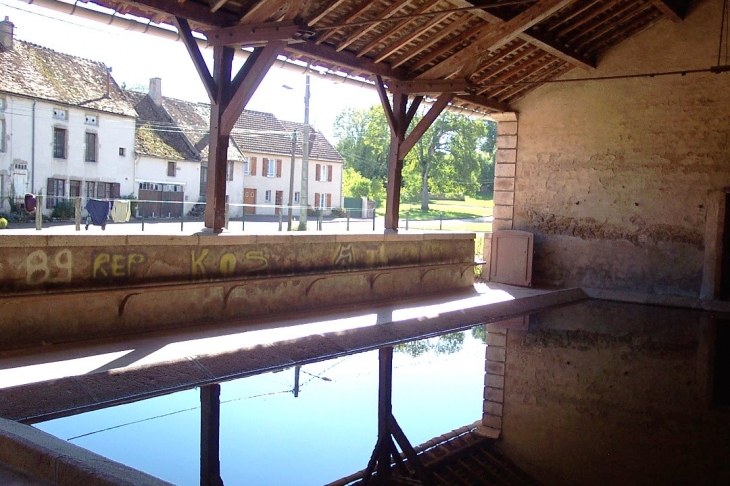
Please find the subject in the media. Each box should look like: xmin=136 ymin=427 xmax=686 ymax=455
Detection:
xmin=491 ymin=112 xmax=518 ymax=232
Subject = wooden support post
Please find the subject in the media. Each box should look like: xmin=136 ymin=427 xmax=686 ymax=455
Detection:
xmin=377 ymin=75 xmax=453 ymax=233
xmin=200 ymin=384 xmax=223 ymax=486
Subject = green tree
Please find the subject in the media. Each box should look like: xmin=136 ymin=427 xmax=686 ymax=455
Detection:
xmin=333 ymin=106 xmax=390 ymax=181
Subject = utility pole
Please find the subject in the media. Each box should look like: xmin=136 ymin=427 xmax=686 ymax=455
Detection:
xmin=287 ymin=130 xmax=297 ymax=231
xmin=298 ymin=74 xmax=310 ymax=230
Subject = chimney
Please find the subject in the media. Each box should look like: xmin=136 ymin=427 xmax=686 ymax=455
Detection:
xmin=148 ymin=77 xmax=162 ymax=107
xmin=0 ymin=16 xmax=14 ymax=51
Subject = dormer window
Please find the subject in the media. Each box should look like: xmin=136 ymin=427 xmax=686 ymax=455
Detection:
xmin=53 ymin=108 xmax=68 ymax=121
xmin=85 ymin=114 xmax=98 ymax=126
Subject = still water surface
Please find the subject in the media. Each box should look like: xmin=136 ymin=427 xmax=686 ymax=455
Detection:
xmin=35 ymin=329 xmax=487 ymax=485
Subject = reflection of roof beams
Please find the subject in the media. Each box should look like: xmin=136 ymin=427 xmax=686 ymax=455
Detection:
xmin=205 ymin=22 xmax=306 ymax=47
xmin=420 ymin=0 xmax=577 ymax=79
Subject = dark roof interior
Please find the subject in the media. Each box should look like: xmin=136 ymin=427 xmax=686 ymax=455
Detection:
xmin=87 ymin=0 xmax=694 ymax=114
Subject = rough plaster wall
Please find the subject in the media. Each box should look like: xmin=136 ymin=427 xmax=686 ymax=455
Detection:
xmin=513 ymin=0 xmax=730 ymax=296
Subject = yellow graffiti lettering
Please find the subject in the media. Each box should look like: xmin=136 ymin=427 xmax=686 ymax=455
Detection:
xmin=92 ymin=254 xmax=111 ymax=278
xmin=127 ymin=253 xmax=146 ymax=276
xmin=52 ymin=249 xmax=73 ymax=283
xmin=26 ymin=250 xmax=50 ymax=285
xmin=191 ymin=249 xmax=210 ymax=277
xmin=220 ymin=253 xmax=237 ymax=276
xmin=111 ymin=254 xmax=126 ymax=277
xmin=244 ymin=250 xmax=268 ymax=273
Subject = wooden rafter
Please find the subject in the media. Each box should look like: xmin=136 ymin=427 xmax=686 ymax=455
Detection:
xmin=420 ymin=0 xmax=577 ymax=79
xmin=307 ymin=0 xmax=348 ymax=26
xmin=449 ymin=0 xmax=594 ymax=71
xmin=390 ymin=17 xmax=466 ymax=69
xmin=221 ymin=40 xmax=286 ymax=135
xmin=648 ymin=0 xmax=685 ymax=22
xmin=374 ymin=11 xmax=453 ymax=63
xmin=316 ymin=0 xmax=376 ymax=45
xmin=471 ymin=41 xmax=528 ymax=85
xmin=453 ymin=94 xmax=511 ymax=113
xmin=555 ymin=0 xmax=615 ymax=39
xmin=410 ymin=21 xmax=487 ymax=73
xmin=335 ymin=0 xmax=414 ymax=52
xmin=574 ymin=2 xmax=650 ymax=50
xmin=357 ymin=1 xmax=444 ymax=59
xmin=388 ymin=79 xmax=472 ymax=95
xmin=174 ymin=17 xmax=217 ymax=101
xmin=240 ymin=0 xmax=296 ymax=24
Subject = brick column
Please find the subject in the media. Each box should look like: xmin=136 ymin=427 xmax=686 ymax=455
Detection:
xmin=491 ymin=112 xmax=518 ymax=232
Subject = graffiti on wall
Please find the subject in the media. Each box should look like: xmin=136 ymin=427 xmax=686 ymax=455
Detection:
xmin=25 ymin=249 xmax=73 ymax=285
xmin=92 ymin=253 xmax=147 ymax=279
xmin=191 ymin=249 xmax=268 ymax=278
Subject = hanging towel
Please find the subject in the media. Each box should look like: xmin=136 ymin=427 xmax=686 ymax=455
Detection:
xmin=85 ymin=199 xmax=110 ymax=227
xmin=111 ymin=199 xmax=131 ymax=223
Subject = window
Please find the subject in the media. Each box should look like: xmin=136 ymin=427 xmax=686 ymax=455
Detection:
xmin=227 ymin=161 xmax=234 ymax=181
xmin=243 ymin=158 xmax=250 ymax=175
xmin=265 ymin=158 xmax=275 ymax=177
xmin=294 ymin=191 xmax=300 ymax=203
xmin=85 ymin=181 xmax=96 ymax=199
xmin=85 ymin=132 xmax=97 ymax=162
xmin=167 ymin=161 xmax=177 ymax=177
xmin=265 ymin=190 xmax=272 ymax=202
xmin=53 ymin=127 xmax=67 ymax=159
xmin=85 ymin=114 xmax=98 ymax=126
xmin=315 ymin=164 xmax=332 ymax=182
xmin=53 ymin=108 xmax=67 ymax=121
xmin=46 ymin=178 xmax=65 ymax=209
xmin=119 ymin=147 xmax=126 ymax=156
xmin=69 ymin=180 xmax=81 ymax=198
xmin=96 ymin=182 xmax=120 ymax=199
xmin=0 ymin=118 xmax=5 ymax=153
xmin=319 ymin=193 xmax=327 ymax=209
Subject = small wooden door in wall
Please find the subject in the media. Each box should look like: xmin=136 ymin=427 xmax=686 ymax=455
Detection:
xmin=489 ymin=230 xmax=534 ymax=286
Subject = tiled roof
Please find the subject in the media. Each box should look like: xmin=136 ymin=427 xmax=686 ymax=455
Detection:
xmin=0 ymin=40 xmax=135 ymax=117
xmin=126 ymin=88 xmax=342 ymax=163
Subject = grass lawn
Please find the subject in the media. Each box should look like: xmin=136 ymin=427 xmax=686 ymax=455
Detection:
xmin=376 ymin=197 xmax=494 ymax=221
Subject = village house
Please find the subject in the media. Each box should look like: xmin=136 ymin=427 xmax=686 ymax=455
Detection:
xmin=128 ymin=78 xmax=344 ymax=218
xmin=0 ymin=17 xmax=136 ymax=214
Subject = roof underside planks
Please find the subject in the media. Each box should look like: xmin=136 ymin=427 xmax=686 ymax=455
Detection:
xmin=83 ymin=0 xmax=690 ymax=115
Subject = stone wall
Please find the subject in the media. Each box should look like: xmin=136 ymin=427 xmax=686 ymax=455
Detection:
xmin=511 ymin=0 xmax=730 ymax=296
xmin=0 ymin=233 xmax=476 ymax=350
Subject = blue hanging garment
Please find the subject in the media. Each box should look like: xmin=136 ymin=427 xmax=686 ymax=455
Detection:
xmin=85 ymin=199 xmax=110 ymax=229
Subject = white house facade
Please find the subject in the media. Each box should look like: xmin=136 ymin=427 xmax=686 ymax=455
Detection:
xmin=0 ymin=18 xmax=136 ymax=214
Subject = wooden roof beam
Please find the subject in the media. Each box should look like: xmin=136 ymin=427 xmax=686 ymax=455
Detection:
xmin=452 ymin=94 xmax=512 ymax=113
xmin=648 ymin=0 xmax=686 ymax=22
xmin=390 ymin=17 xmax=465 ymax=69
xmin=205 ymin=22 xmax=304 ymax=47
xmin=449 ymin=0 xmax=594 ymax=70
xmin=388 ymin=79 xmax=473 ymax=95
xmin=288 ymin=40 xmax=406 ymax=79
xmin=420 ymin=0 xmax=577 ymax=79
xmin=308 ymin=0 xmax=348 ymax=27
xmin=174 ymin=17 xmax=217 ymax=101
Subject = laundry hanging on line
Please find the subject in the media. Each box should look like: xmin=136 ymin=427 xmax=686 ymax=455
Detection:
xmin=111 ymin=199 xmax=131 ymax=223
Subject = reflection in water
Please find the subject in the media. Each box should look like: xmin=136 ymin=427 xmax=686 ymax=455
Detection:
xmin=34 ymin=331 xmax=486 ymax=485
xmin=29 ymin=299 xmax=730 ymax=485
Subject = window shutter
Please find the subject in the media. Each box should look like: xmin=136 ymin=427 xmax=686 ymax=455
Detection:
xmin=276 ymin=159 xmax=282 ymax=178
xmin=251 ymin=157 xmax=257 ymax=176
xmin=112 ymin=183 xmax=121 ymax=199
xmin=316 ymin=164 xmax=321 ymax=181
xmin=327 ymin=165 xmax=333 ymax=182
xmin=314 ymin=192 xmax=320 ymax=208
xmin=326 ymin=193 xmax=332 ymax=208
